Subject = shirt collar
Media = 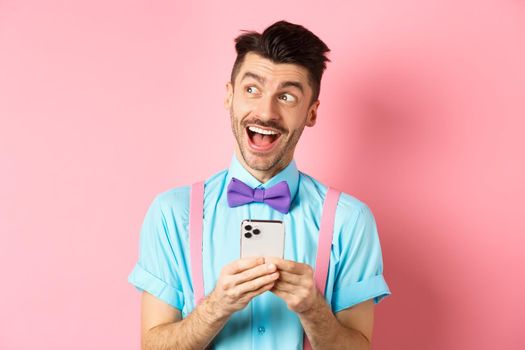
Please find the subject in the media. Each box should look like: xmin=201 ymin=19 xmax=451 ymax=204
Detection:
xmin=225 ymin=153 xmax=300 ymax=202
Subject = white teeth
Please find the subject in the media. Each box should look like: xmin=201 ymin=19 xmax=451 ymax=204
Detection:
xmin=248 ymin=126 xmax=278 ymax=135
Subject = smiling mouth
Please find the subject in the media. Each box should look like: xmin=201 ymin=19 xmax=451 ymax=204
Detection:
xmin=245 ymin=125 xmax=282 ymax=151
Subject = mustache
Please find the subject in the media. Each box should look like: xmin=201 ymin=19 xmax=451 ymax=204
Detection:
xmin=242 ymin=120 xmax=287 ymax=134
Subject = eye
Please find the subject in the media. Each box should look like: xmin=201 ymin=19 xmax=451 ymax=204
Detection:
xmin=279 ymin=93 xmax=296 ymax=102
xmin=246 ymin=86 xmax=259 ymax=94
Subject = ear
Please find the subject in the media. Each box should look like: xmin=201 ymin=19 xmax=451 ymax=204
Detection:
xmin=224 ymin=82 xmax=234 ymax=110
xmin=305 ymin=100 xmax=320 ymax=127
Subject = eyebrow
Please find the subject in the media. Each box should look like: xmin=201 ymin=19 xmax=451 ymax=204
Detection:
xmin=240 ymin=71 xmax=304 ymax=95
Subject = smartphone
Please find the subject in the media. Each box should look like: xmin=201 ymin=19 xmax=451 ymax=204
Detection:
xmin=240 ymin=219 xmax=285 ymax=258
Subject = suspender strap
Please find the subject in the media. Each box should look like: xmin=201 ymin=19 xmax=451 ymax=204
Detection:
xmin=313 ymin=187 xmax=340 ymax=295
xmin=190 ymin=181 xmax=205 ymax=306
xmin=304 ymin=187 xmax=341 ymax=350
xmin=190 ymin=181 xmax=340 ymax=349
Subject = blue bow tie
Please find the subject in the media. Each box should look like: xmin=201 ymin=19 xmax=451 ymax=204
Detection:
xmin=226 ymin=177 xmax=292 ymax=214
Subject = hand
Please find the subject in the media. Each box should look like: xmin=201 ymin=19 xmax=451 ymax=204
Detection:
xmin=209 ymin=257 xmax=279 ymax=318
xmin=265 ymin=257 xmax=323 ymax=315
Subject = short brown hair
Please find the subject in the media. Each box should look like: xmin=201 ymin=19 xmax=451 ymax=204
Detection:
xmin=231 ymin=20 xmax=331 ymax=104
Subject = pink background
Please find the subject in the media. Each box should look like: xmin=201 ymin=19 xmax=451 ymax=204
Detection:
xmin=1 ymin=0 xmax=524 ymax=349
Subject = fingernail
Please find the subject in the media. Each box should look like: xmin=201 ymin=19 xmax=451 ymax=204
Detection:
xmin=267 ymin=263 xmax=276 ymax=271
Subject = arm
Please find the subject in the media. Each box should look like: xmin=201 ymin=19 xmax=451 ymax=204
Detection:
xmin=141 ymin=291 xmax=228 ymax=350
xmin=140 ymin=257 xmax=279 ymax=350
xmin=267 ymin=257 xmax=374 ymax=350
xmin=298 ymin=297 xmax=374 ymax=350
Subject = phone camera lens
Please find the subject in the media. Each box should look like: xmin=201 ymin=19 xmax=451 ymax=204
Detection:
xmin=253 ymin=229 xmax=260 ymax=235
xmin=245 ymin=225 xmax=252 ymax=231
xmin=244 ymin=232 xmax=252 ymax=238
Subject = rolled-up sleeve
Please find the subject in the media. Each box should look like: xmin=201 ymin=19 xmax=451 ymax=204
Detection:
xmin=331 ymin=204 xmax=391 ymax=313
xmin=128 ymin=195 xmax=185 ymax=311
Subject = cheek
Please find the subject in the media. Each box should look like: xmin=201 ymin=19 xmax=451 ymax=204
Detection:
xmin=284 ymin=110 xmax=308 ymax=129
xmin=232 ymin=97 xmax=254 ymax=116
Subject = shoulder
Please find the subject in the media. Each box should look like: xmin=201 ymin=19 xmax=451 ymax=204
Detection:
xmin=151 ymin=185 xmax=191 ymax=215
xmin=299 ymin=173 xmax=380 ymax=264
xmin=337 ymin=192 xmax=374 ymax=224
xmin=298 ymin=171 xmax=372 ymax=219
xmin=150 ymin=168 xmax=228 ymax=214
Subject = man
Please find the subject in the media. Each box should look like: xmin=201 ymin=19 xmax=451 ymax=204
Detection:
xmin=128 ymin=20 xmax=390 ymax=350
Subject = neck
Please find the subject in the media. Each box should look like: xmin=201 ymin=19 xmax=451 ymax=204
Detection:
xmin=234 ymin=149 xmax=292 ymax=184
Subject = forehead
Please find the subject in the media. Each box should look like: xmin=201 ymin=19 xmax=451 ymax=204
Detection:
xmin=236 ymin=52 xmax=311 ymax=88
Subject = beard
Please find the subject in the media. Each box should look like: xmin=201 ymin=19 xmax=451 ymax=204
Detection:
xmin=229 ymin=107 xmax=306 ymax=173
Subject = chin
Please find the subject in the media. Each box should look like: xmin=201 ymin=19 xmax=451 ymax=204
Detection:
xmin=241 ymin=148 xmax=282 ymax=172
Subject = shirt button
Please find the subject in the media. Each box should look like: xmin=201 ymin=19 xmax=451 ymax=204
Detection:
xmin=258 ymin=326 xmax=266 ymax=335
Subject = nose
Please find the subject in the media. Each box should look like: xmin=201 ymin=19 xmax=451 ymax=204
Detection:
xmin=253 ymin=94 xmax=279 ymax=122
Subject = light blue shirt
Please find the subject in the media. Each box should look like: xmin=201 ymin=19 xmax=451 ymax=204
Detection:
xmin=128 ymin=154 xmax=391 ymax=349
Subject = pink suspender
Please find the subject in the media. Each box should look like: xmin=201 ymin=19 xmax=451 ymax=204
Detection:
xmin=190 ymin=181 xmax=341 ymax=349
xmin=313 ymin=187 xmax=341 ymax=297
xmin=303 ymin=187 xmax=341 ymax=350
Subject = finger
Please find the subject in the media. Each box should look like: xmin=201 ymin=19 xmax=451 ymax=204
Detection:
xmin=233 ymin=262 xmax=277 ymax=286
xmin=224 ymin=257 xmax=265 ymax=274
xmin=236 ymin=271 xmax=279 ymax=295
xmin=241 ymin=281 xmax=275 ymax=302
xmin=278 ymin=270 xmax=303 ymax=284
xmin=266 ymin=258 xmax=309 ymax=274
xmin=270 ymin=288 xmax=293 ymax=302
xmin=264 ymin=257 xmax=284 ymax=267
xmin=272 ymin=280 xmax=297 ymax=293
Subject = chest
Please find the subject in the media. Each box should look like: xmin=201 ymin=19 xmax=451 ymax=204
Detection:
xmin=201 ymin=201 xmax=322 ymax=295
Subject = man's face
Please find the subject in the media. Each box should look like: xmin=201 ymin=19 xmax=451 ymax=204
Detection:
xmin=225 ymin=52 xmax=319 ymax=176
